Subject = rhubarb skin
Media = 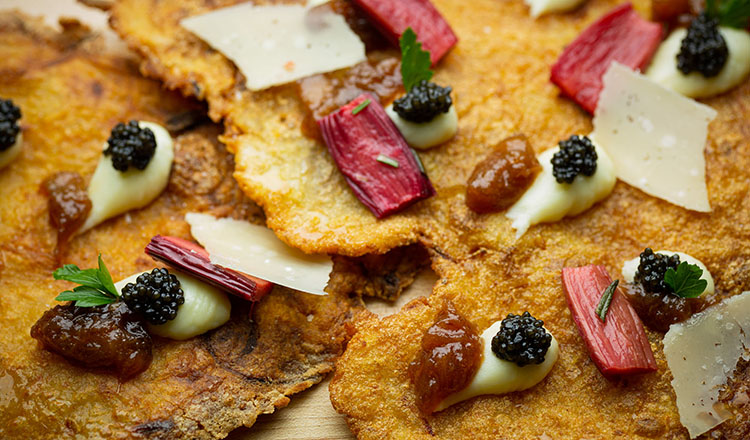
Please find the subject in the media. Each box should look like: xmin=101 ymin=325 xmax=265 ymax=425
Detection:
xmin=353 ymin=0 xmax=457 ymax=65
xmin=550 ymin=3 xmax=662 ymax=114
xmin=561 ymin=265 xmax=657 ymax=376
xmin=318 ymin=93 xmax=435 ymax=218
xmin=145 ymin=235 xmax=273 ymax=302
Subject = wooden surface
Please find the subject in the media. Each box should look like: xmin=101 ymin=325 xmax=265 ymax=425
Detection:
xmin=10 ymin=2 xmax=437 ymax=438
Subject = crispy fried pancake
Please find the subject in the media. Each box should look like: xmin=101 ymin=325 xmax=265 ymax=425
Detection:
xmin=0 ymin=13 xmax=421 ymax=439
xmin=108 ymin=0 xmax=750 ymax=438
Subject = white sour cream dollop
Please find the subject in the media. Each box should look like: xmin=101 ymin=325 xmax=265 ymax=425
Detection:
xmin=524 ymin=0 xmax=586 ymax=18
xmin=436 ymin=320 xmax=559 ymax=412
xmin=385 ymin=103 xmax=458 ymax=150
xmin=0 ymin=131 xmax=23 ymax=170
xmin=506 ymin=137 xmax=616 ymax=238
xmin=646 ymin=27 xmax=750 ymax=99
xmin=621 ymin=250 xmax=715 ymax=296
xmin=80 ymin=121 xmax=173 ymax=232
xmin=115 ymin=270 xmax=231 ymax=340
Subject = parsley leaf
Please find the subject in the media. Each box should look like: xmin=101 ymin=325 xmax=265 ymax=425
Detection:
xmin=664 ymin=261 xmax=708 ymax=298
xmin=399 ymin=28 xmax=433 ymax=92
xmin=595 ymin=279 xmax=619 ymax=323
xmin=706 ymin=0 xmax=750 ymax=29
xmin=53 ymin=255 xmax=119 ymax=307
xmin=97 ymin=254 xmax=117 ymax=296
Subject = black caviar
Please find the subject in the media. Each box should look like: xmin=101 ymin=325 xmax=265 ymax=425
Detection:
xmin=121 ymin=268 xmax=184 ymax=325
xmin=393 ymin=80 xmax=452 ymax=123
xmin=0 ymin=98 xmax=21 ymax=152
xmin=491 ymin=311 xmax=552 ymax=367
xmin=551 ymin=135 xmax=597 ymax=184
xmin=104 ymin=121 xmax=157 ymax=172
xmin=677 ymin=13 xmax=728 ymax=78
xmin=634 ymin=248 xmax=681 ymax=295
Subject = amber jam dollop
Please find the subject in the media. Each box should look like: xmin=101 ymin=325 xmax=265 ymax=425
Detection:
xmin=409 ymin=302 xmax=483 ymax=414
xmin=298 ymin=56 xmax=403 ymax=138
xmin=621 ymin=282 xmax=704 ymax=332
xmin=31 ymin=302 xmax=153 ymax=379
xmin=466 ymin=134 xmax=542 ymax=214
xmin=41 ymin=171 xmax=92 ymax=250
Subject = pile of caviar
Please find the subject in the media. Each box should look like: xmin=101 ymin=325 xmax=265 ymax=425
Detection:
xmin=677 ymin=13 xmax=728 ymax=78
xmin=122 ymin=268 xmax=184 ymax=325
xmin=634 ymin=248 xmax=680 ymax=294
xmin=491 ymin=311 xmax=551 ymax=366
xmin=0 ymin=98 xmax=21 ymax=151
xmin=393 ymin=80 xmax=453 ymax=123
xmin=104 ymin=121 xmax=157 ymax=171
xmin=551 ymin=135 xmax=598 ymax=184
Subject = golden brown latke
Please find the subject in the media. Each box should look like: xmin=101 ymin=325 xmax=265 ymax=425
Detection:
xmin=107 ymin=0 xmax=750 ymax=438
xmin=0 ymin=13 xmax=419 ymax=439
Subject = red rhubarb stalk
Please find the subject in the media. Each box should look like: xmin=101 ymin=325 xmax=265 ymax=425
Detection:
xmin=145 ymin=235 xmax=273 ymax=302
xmin=561 ymin=265 xmax=657 ymax=376
xmin=353 ymin=0 xmax=457 ymax=65
xmin=318 ymin=93 xmax=435 ymax=218
xmin=550 ymin=3 xmax=662 ymax=114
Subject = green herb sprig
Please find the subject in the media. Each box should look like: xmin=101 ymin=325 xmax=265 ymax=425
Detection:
xmin=54 ymin=255 xmax=120 ymax=307
xmin=664 ymin=261 xmax=707 ymax=298
xmin=706 ymin=0 xmax=750 ymax=29
xmin=376 ymin=154 xmax=400 ymax=168
xmin=399 ymin=28 xmax=433 ymax=92
xmin=351 ymin=98 xmax=371 ymax=115
xmin=595 ymin=279 xmax=619 ymax=323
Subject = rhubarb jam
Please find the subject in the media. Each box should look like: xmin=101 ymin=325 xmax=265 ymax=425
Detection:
xmin=621 ymin=282 xmax=703 ymax=332
xmin=409 ymin=302 xmax=482 ymax=414
xmin=31 ymin=302 xmax=153 ymax=379
xmin=41 ymin=171 xmax=91 ymax=249
xmin=298 ymin=56 xmax=402 ymax=138
xmin=651 ymin=0 xmax=690 ymax=25
xmin=466 ymin=135 xmax=541 ymax=213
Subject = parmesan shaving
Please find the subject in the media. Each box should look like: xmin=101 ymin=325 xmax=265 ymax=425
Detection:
xmin=186 ymin=213 xmax=331 ymax=296
xmin=180 ymin=2 xmax=365 ymax=91
xmin=593 ymin=62 xmax=717 ymax=212
xmin=663 ymin=291 xmax=750 ymax=438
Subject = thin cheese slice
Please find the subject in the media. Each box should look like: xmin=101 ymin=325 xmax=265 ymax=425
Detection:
xmin=186 ymin=213 xmax=331 ymax=296
xmin=593 ymin=62 xmax=717 ymax=212
xmin=663 ymin=291 xmax=750 ymax=438
xmin=180 ymin=2 xmax=365 ymax=91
